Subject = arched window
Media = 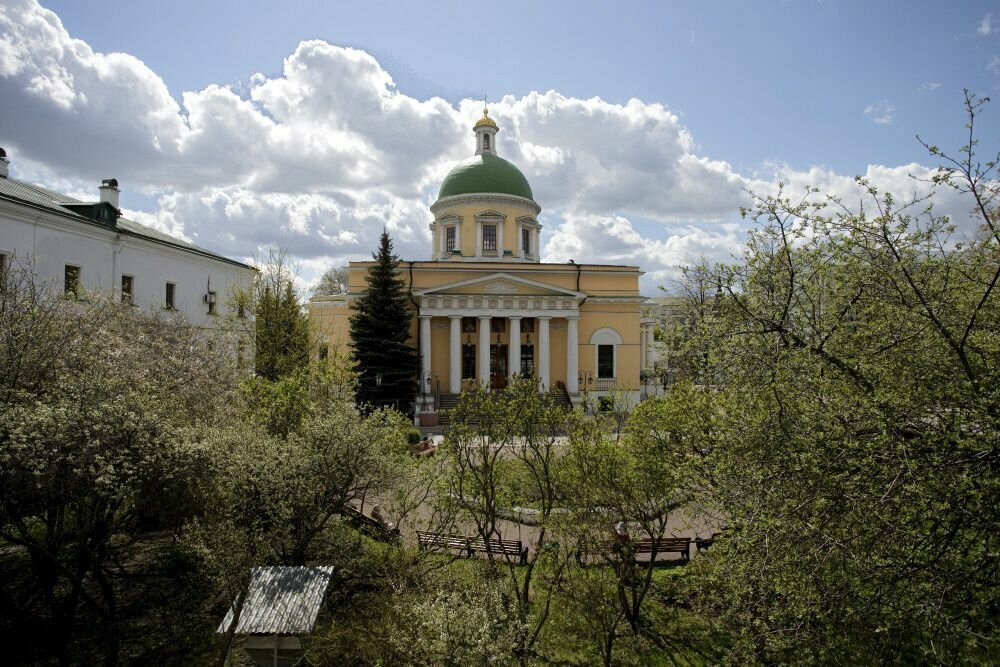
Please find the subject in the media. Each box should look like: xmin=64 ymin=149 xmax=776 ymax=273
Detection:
xmin=589 ymin=328 xmax=623 ymax=379
xmin=483 ymin=133 xmax=490 ymax=150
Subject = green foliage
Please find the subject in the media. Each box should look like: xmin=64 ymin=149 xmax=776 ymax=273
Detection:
xmin=349 ymin=231 xmax=420 ymax=412
xmin=676 ymin=91 xmax=1000 ymax=662
xmin=0 ymin=262 xmax=239 ymax=664
xmin=250 ymin=248 xmax=310 ymax=381
xmin=312 ymin=265 xmax=350 ymax=297
xmin=241 ymin=354 xmax=357 ymax=438
xmin=382 ymin=576 xmax=528 ymax=666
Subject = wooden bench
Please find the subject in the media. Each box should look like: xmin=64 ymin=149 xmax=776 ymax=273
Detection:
xmin=342 ymin=505 xmax=400 ymax=542
xmin=633 ymin=537 xmax=690 ymax=562
xmin=577 ymin=536 xmax=691 ymax=565
xmin=417 ymin=531 xmax=528 ymax=565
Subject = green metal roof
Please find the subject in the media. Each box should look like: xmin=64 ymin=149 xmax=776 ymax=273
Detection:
xmin=437 ymin=154 xmax=534 ymax=201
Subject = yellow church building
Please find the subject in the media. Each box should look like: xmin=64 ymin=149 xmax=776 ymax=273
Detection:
xmin=309 ymin=108 xmax=654 ymax=410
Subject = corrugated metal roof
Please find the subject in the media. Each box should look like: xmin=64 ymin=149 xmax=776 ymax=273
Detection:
xmin=0 ymin=176 xmax=253 ymax=270
xmin=217 ymin=566 xmax=334 ymax=636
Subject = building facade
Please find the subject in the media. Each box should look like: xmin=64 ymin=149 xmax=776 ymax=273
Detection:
xmin=0 ymin=148 xmax=254 ymax=329
xmin=309 ymin=109 xmax=655 ymax=407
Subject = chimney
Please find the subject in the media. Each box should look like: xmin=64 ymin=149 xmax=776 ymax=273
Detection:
xmin=0 ymin=148 xmax=8 ymax=178
xmin=99 ymin=178 xmax=120 ymax=209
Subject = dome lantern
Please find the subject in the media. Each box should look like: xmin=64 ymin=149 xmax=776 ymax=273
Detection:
xmin=473 ymin=98 xmax=499 ymax=156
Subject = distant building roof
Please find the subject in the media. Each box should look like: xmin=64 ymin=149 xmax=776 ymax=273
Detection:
xmin=0 ymin=176 xmax=253 ymax=270
xmin=217 ymin=566 xmax=334 ymax=636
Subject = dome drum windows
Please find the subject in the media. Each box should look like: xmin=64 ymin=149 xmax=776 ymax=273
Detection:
xmin=516 ymin=216 xmax=541 ymax=262
xmin=435 ymin=214 xmax=462 ymax=260
xmin=475 ymin=211 xmax=505 ymax=259
xmin=482 ymin=225 xmax=498 ymax=255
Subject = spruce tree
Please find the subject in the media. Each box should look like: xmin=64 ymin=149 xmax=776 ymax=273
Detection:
xmin=254 ymin=279 xmax=309 ymax=381
xmin=251 ymin=248 xmax=310 ymax=381
xmin=349 ymin=231 xmax=419 ymax=412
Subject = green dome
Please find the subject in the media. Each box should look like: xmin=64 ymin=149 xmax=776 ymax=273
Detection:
xmin=438 ymin=154 xmax=534 ymax=201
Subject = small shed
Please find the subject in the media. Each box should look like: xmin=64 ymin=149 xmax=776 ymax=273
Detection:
xmin=218 ymin=566 xmax=334 ymax=667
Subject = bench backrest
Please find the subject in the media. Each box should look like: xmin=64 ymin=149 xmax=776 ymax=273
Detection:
xmin=633 ymin=537 xmax=690 ymax=553
xmin=418 ymin=532 xmax=523 ymax=555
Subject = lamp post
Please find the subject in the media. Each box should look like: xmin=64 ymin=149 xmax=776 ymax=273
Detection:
xmin=578 ymin=370 xmax=595 ymax=413
xmin=422 ymin=371 xmax=431 ymax=412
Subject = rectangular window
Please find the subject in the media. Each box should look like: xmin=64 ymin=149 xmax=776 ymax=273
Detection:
xmin=446 ymin=226 xmax=456 ymax=253
xmin=521 ymin=317 xmax=534 ymax=333
xmin=490 ymin=318 xmax=505 ymax=334
xmin=482 ymin=224 xmax=497 ymax=253
xmin=165 ymin=282 xmax=176 ymax=310
xmin=64 ymin=265 xmax=80 ymax=299
xmin=597 ymin=344 xmax=615 ymax=379
xmin=461 ymin=344 xmax=476 ymax=379
xmin=462 ymin=317 xmax=477 ymax=334
xmin=522 ymin=228 xmax=530 ymax=255
xmin=121 ymin=275 xmax=134 ymax=304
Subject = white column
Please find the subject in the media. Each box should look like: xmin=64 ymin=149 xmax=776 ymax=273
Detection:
xmin=454 ymin=224 xmax=461 ymax=256
xmin=538 ymin=316 xmax=551 ymax=391
xmin=516 ymin=221 xmax=522 ymax=258
xmin=498 ymin=221 xmax=505 ymax=257
xmin=438 ymin=224 xmax=445 ymax=259
xmin=566 ymin=316 xmax=579 ymax=393
xmin=508 ymin=316 xmax=521 ymax=379
xmin=478 ymin=315 xmax=491 ymax=385
xmin=419 ymin=316 xmax=432 ymax=398
xmin=639 ymin=326 xmax=647 ymax=370
xmin=476 ymin=223 xmax=482 ymax=258
xmin=449 ymin=315 xmax=462 ymax=393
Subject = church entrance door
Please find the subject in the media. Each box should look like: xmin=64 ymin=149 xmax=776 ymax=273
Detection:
xmin=490 ymin=344 xmax=508 ymax=390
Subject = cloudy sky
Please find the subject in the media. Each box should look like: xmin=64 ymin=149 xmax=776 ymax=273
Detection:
xmin=1 ymin=1 xmax=998 ymax=293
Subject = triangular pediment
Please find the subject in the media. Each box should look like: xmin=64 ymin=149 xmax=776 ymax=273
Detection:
xmin=413 ymin=273 xmax=584 ymax=299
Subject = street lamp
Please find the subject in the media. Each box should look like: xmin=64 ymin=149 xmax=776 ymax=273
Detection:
xmin=578 ymin=370 xmax=595 ymax=413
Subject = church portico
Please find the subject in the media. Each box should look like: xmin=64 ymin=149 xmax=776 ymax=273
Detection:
xmin=417 ymin=311 xmax=580 ymax=394
xmin=308 ymin=105 xmax=650 ymax=417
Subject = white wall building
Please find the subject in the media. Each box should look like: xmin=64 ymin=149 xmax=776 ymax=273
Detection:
xmin=0 ymin=148 xmax=254 ymax=329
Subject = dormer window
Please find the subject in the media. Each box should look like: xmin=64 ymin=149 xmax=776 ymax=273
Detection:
xmin=483 ymin=134 xmax=490 ymax=150
xmin=446 ymin=226 xmax=456 ymax=253
xmin=522 ymin=228 xmax=530 ymax=256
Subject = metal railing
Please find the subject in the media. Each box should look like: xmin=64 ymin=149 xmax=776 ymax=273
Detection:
xmin=593 ymin=377 xmax=618 ymax=390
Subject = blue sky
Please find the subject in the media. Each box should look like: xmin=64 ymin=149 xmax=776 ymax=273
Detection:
xmin=3 ymin=1 xmax=999 ymax=292
xmin=43 ymin=0 xmax=1000 ymax=174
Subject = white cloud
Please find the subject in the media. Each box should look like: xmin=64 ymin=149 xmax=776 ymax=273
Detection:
xmin=863 ymin=100 xmax=896 ymax=125
xmin=917 ymin=82 xmax=941 ymax=92
xmin=544 ymin=214 xmax=746 ymax=292
xmin=0 ymin=0 xmax=979 ymax=294
xmin=989 ymin=56 xmax=1000 ymax=73
xmin=979 ymin=12 xmax=994 ymax=36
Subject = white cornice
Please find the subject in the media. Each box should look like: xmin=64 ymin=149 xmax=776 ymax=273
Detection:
xmin=430 ymin=193 xmax=541 ymax=216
